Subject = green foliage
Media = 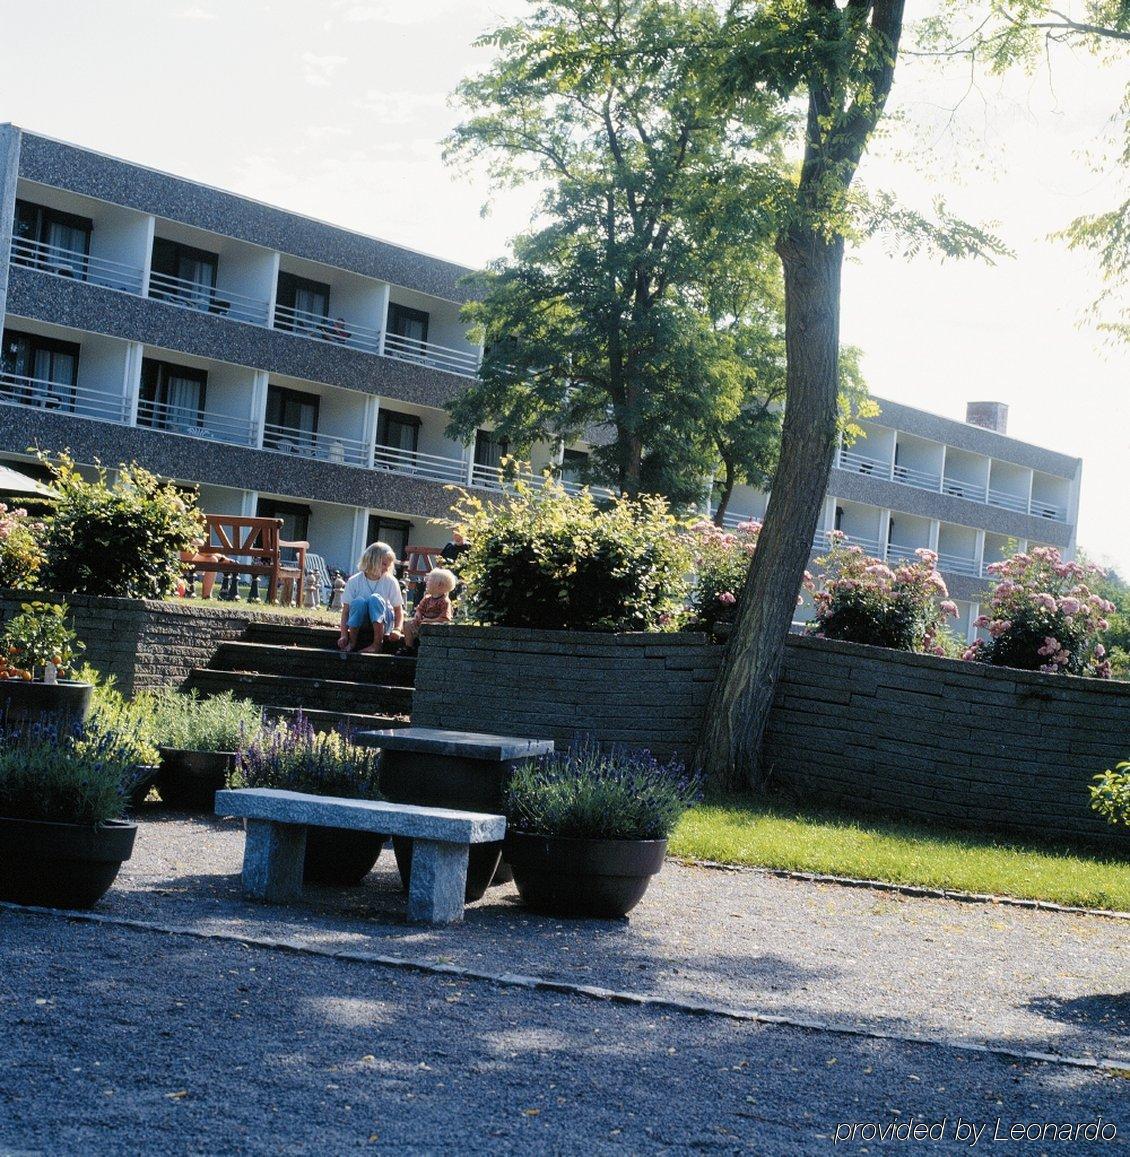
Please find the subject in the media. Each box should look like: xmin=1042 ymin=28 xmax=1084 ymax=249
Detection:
xmin=234 ymin=714 xmax=381 ymax=799
xmin=75 ymin=664 xmax=160 ymax=769
xmin=142 ymin=689 xmax=264 ymax=754
xmin=37 ymin=453 xmax=205 ymax=599
xmin=452 ymin=475 xmax=693 ymax=631
xmin=0 ymin=720 xmax=132 ymax=825
xmin=2 ymin=601 xmax=83 ymax=677
xmin=0 ymin=503 xmax=44 ymax=590
xmin=505 ymin=739 xmax=702 ymax=841
xmin=1091 ymin=760 xmax=1130 ymax=827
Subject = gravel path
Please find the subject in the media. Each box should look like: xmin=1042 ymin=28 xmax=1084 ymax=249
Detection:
xmin=1 ymin=910 xmax=1125 ymax=1156
xmin=70 ymin=812 xmax=1130 ymax=1065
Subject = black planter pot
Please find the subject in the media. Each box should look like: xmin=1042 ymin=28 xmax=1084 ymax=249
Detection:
xmin=0 ymin=815 xmax=137 ymax=909
xmin=0 ymin=679 xmax=93 ymax=727
xmin=303 ymin=827 xmax=386 ymax=886
xmin=128 ymin=764 xmax=160 ymax=810
xmin=155 ymin=748 xmax=236 ymax=810
xmin=504 ymin=831 xmax=668 ymax=918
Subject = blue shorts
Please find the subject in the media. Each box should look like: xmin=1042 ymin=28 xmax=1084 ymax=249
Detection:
xmin=346 ymin=593 xmax=396 ymax=632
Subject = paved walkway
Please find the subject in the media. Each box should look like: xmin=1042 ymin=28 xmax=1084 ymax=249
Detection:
xmin=1 ymin=812 xmax=1127 ymax=1154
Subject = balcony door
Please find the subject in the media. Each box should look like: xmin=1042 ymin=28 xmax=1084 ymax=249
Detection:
xmin=264 ymin=385 xmax=320 ymax=455
xmin=559 ymin=449 xmax=588 ymax=486
xmin=13 ymin=200 xmax=92 ymax=278
xmin=473 ymin=429 xmax=509 ymax=484
xmin=257 ymin=498 xmax=311 ymax=546
xmin=386 ymin=303 xmax=429 ymax=360
xmin=366 ymin=515 xmax=411 ymax=563
xmin=151 ymin=238 xmax=218 ymax=310
xmin=138 ymin=359 xmax=207 ymax=431
xmin=276 ymin=273 xmax=330 ymax=332
xmin=1 ymin=329 xmax=80 ymax=410
xmin=375 ymin=409 xmax=421 ymax=470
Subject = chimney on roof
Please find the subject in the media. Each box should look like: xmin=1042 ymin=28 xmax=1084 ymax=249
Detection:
xmin=966 ymin=401 xmax=1008 ymax=435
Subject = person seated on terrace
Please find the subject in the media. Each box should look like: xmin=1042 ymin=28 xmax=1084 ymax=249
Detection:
xmin=322 ymin=316 xmax=351 ymax=343
xmin=397 ymin=567 xmax=457 ymax=655
xmin=337 ymin=541 xmax=404 ymax=654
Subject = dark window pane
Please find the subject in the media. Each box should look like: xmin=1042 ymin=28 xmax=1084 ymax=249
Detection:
xmin=258 ymin=498 xmax=310 ymax=544
xmin=376 ymin=409 xmax=420 ymax=453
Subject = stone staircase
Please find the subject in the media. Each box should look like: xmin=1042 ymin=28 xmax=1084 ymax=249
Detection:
xmin=184 ymin=620 xmax=414 ymax=732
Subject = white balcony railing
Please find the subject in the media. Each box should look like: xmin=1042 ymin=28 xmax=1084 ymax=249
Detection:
xmin=261 ymin=423 xmax=371 ymax=466
xmin=937 ymin=550 xmax=980 ymax=577
xmin=382 ymin=332 xmax=481 ymax=378
xmin=10 ymin=236 xmax=145 ymax=295
xmin=272 ymin=303 xmax=382 ymax=354
xmin=986 ymin=487 xmax=1029 ymax=515
xmin=0 ymin=371 xmax=129 ymax=424
xmin=837 ymin=448 xmax=889 ymax=476
xmin=373 ymin=443 xmax=468 ymax=484
xmin=136 ymin=398 xmax=257 ymax=447
xmin=942 ymin=476 xmax=988 ymax=503
xmin=148 ymin=271 xmax=271 ymax=326
xmin=892 ymin=462 xmax=943 ymax=491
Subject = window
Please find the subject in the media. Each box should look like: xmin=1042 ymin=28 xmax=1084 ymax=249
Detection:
xmin=559 ymin=449 xmax=588 ymax=486
xmin=375 ymin=409 xmax=421 ymax=463
xmin=138 ymin=359 xmax=207 ymax=431
xmin=366 ymin=515 xmax=412 ymax=563
xmin=257 ymin=498 xmax=311 ymax=546
xmin=834 ymin=506 xmax=843 ymax=531
xmin=264 ymin=385 xmax=320 ymax=453
xmin=13 ymin=200 xmax=92 ymax=278
xmin=473 ymin=429 xmax=508 ymax=484
xmin=150 ymin=238 xmax=219 ymax=310
xmin=386 ymin=303 xmax=429 ymax=359
xmin=276 ymin=272 xmax=330 ymax=331
xmin=1 ymin=329 xmax=80 ymax=410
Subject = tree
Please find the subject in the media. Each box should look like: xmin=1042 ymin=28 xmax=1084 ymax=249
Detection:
xmin=445 ymin=0 xmax=791 ymax=499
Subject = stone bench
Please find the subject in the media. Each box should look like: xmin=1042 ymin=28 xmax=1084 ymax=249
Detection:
xmin=215 ymin=787 xmax=506 ymax=925
xmin=355 ymin=727 xmax=554 ymax=900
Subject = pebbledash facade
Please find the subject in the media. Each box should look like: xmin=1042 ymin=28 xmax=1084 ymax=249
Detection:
xmin=0 ymin=127 xmax=1082 ymax=641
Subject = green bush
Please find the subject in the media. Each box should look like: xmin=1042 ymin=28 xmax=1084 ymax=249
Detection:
xmin=505 ymin=739 xmax=701 ymax=840
xmin=2 ymin=601 xmax=84 ymax=679
xmin=76 ymin=664 xmax=160 ymax=769
xmin=0 ymin=720 xmax=132 ymax=824
xmin=452 ymin=475 xmax=692 ymax=631
xmin=37 ymin=453 xmax=205 ymax=599
xmin=0 ymin=503 xmax=44 ymax=590
xmin=1091 ymin=760 xmax=1130 ymax=827
xmin=142 ymin=689 xmax=264 ymax=754
xmin=234 ymin=713 xmax=380 ymax=799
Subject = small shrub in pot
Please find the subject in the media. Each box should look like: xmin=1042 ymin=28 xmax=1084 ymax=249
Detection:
xmin=504 ymin=739 xmax=701 ymax=918
xmin=0 ymin=720 xmax=137 ymax=908
xmin=234 ymin=713 xmax=384 ymax=885
xmin=0 ymin=601 xmax=92 ymax=725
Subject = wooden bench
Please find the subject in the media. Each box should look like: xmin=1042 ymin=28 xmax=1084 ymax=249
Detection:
xmin=182 ymin=515 xmax=308 ymax=605
xmin=215 ymin=787 xmax=506 ymax=924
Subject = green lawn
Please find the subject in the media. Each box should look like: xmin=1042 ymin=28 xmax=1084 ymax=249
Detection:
xmin=173 ymin=595 xmax=337 ymax=619
xmin=670 ymin=799 xmax=1130 ymax=912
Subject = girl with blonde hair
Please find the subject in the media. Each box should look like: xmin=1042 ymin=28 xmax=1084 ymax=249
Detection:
xmin=337 ymin=541 xmax=404 ymax=653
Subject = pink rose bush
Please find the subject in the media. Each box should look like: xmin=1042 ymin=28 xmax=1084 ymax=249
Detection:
xmin=687 ymin=519 xmax=762 ymax=630
xmin=0 ymin=503 xmax=43 ymax=590
xmin=964 ymin=547 xmax=1112 ymax=677
xmin=808 ymin=535 xmax=957 ymax=654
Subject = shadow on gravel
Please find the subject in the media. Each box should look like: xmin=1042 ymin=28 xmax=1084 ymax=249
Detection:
xmin=1026 ymin=993 xmax=1130 ymax=1043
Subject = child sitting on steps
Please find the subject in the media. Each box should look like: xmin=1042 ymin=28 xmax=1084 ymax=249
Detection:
xmin=398 ymin=567 xmax=457 ymax=654
xmin=337 ymin=541 xmax=404 ymax=654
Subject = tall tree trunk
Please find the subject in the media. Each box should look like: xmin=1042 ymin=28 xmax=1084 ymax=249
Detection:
xmin=697 ymin=227 xmax=844 ymax=791
xmin=712 ymin=457 xmax=736 ymax=527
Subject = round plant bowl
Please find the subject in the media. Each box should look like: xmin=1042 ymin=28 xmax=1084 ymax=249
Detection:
xmin=128 ymin=764 xmax=161 ymax=810
xmin=154 ymin=749 xmax=237 ymax=811
xmin=303 ymin=827 xmax=386 ymax=886
xmin=0 ymin=679 xmax=93 ymax=727
xmin=0 ymin=816 xmax=137 ymax=909
xmin=504 ymin=832 xmax=668 ymax=919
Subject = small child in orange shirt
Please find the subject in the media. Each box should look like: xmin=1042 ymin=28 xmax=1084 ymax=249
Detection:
xmin=400 ymin=567 xmax=457 ymax=652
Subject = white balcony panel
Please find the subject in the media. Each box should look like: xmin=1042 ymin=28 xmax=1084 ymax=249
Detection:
xmin=0 ymin=371 xmax=128 ymax=424
xmin=383 ymin=332 xmax=481 ymax=377
xmin=136 ymin=398 xmax=257 ymax=447
xmin=10 ymin=237 xmax=144 ymax=295
xmin=148 ymin=272 xmax=270 ymax=326
xmin=272 ymin=303 xmax=382 ymax=354
xmin=373 ymin=444 xmax=467 ymax=484
xmin=262 ymin=423 xmax=370 ymax=466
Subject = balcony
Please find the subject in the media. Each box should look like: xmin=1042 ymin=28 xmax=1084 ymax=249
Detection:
xmin=382 ymin=332 xmax=481 ymax=378
xmin=148 ymin=271 xmax=271 ymax=327
xmin=136 ymin=397 xmax=257 ymax=447
xmin=942 ymin=477 xmax=988 ymax=503
xmin=373 ymin=443 xmax=467 ymax=484
xmin=10 ymin=236 xmax=144 ymax=295
xmin=0 ymin=370 xmax=128 ymax=424
xmin=261 ymin=423 xmax=370 ymax=467
xmin=272 ymin=303 xmax=381 ymax=354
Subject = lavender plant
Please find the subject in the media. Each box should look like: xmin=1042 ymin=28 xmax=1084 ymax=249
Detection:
xmin=234 ymin=713 xmax=381 ymax=800
xmin=505 ymin=738 xmax=702 ymax=841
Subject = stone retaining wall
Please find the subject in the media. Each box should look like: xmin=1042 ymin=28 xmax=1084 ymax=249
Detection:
xmin=413 ymin=626 xmax=1129 ymax=849
xmin=0 ymin=590 xmax=327 ymax=696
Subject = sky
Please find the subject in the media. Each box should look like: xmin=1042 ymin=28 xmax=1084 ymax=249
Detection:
xmin=0 ymin=0 xmax=1126 ymax=572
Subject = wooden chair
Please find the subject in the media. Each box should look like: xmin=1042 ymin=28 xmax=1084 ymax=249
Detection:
xmin=182 ymin=516 xmax=308 ymax=605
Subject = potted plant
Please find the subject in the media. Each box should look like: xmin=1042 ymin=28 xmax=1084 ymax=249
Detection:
xmin=0 ymin=720 xmax=137 ymax=908
xmin=146 ymin=690 xmax=264 ymax=810
xmin=503 ymin=739 xmax=701 ymax=918
xmin=78 ymin=667 xmax=162 ymax=808
xmin=233 ymin=713 xmax=385 ymax=885
xmin=0 ymin=601 xmax=91 ymax=725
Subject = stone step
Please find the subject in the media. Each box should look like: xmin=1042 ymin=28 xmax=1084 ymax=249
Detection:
xmin=261 ymin=705 xmax=407 ymax=734
xmin=210 ymin=641 xmax=416 ymax=687
xmin=185 ymin=669 xmax=413 ymax=716
xmin=242 ymin=622 xmax=344 ymax=650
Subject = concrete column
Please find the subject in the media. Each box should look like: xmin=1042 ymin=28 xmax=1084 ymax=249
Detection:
xmin=362 ymin=394 xmax=380 ymax=468
xmin=123 ymin=342 xmax=144 ymax=425
xmin=350 ymin=507 xmax=369 ymax=562
xmin=240 ymin=490 xmax=259 ymax=518
xmin=928 ymin=519 xmax=940 ymax=554
xmin=406 ymin=839 xmax=468 ymax=924
xmin=878 ymin=509 xmax=892 ymax=560
xmin=375 ymin=282 xmax=391 ymax=355
xmin=264 ymin=251 xmax=281 ymax=327
xmin=974 ymin=529 xmax=986 ymax=576
xmin=0 ymin=125 xmax=22 ymax=325
xmin=138 ymin=215 xmax=156 ymax=297
xmin=249 ymin=370 xmax=269 ymax=448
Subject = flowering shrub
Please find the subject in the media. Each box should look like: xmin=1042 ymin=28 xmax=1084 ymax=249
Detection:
xmin=0 ymin=504 xmax=44 ymax=590
xmin=809 ymin=536 xmax=956 ymax=653
xmin=964 ymin=547 xmax=1113 ymax=677
xmin=688 ymin=519 xmax=760 ymax=630
xmin=2 ymin=601 xmax=84 ymax=679
xmin=1090 ymin=760 xmax=1130 ymax=827
xmin=505 ymin=737 xmax=702 ymax=840
xmin=451 ymin=474 xmax=692 ymax=632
